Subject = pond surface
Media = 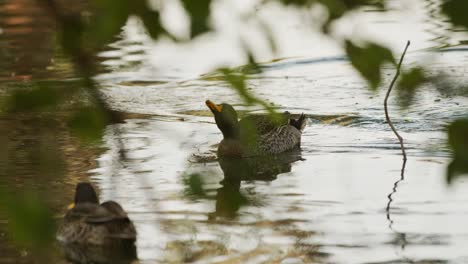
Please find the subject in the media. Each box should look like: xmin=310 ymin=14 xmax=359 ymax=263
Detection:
xmin=2 ymin=0 xmax=468 ymax=263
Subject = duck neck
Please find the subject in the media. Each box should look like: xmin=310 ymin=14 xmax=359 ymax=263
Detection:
xmin=221 ymin=125 xmax=240 ymax=140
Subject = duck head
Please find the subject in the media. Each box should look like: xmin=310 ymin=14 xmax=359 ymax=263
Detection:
xmin=206 ymin=100 xmax=240 ymax=139
xmin=71 ymin=182 xmax=99 ymax=208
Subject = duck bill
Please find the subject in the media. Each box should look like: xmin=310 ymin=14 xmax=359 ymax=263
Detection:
xmin=205 ymin=100 xmax=222 ymax=113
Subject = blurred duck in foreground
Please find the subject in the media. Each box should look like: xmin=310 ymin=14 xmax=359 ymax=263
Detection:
xmin=57 ymin=182 xmax=136 ymax=246
xmin=206 ymin=100 xmax=307 ymax=157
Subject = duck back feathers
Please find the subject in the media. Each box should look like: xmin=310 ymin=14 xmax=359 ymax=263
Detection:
xmin=206 ymin=100 xmax=307 ymax=157
xmin=58 ymin=183 xmax=136 ymax=245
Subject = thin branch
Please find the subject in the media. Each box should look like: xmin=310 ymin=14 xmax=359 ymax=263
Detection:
xmin=384 ymin=41 xmax=410 ymax=161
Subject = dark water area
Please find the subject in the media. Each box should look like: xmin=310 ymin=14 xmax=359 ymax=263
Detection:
xmin=1 ymin=0 xmax=468 ymax=263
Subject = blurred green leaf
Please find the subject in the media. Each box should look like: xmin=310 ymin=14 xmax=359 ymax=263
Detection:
xmin=345 ymin=40 xmax=395 ymax=90
xmin=447 ymin=119 xmax=468 ymax=183
xmin=396 ymin=67 xmax=426 ymax=108
xmin=87 ymin=0 xmax=130 ymax=48
xmin=60 ymin=15 xmax=84 ymax=55
xmin=0 ymin=190 xmax=55 ymax=249
xmin=277 ymin=0 xmax=385 ymax=32
xmin=257 ymin=19 xmax=278 ymax=55
xmin=239 ymin=42 xmax=262 ymax=75
xmin=137 ymin=9 xmax=169 ymax=40
xmin=6 ymin=84 xmax=60 ymax=112
xmin=239 ymin=118 xmax=260 ymax=147
xmin=219 ymin=68 xmax=253 ymax=103
xmin=132 ymin=0 xmax=174 ymax=41
xmin=319 ymin=0 xmax=384 ymax=29
xmin=320 ymin=0 xmax=346 ymax=20
xmin=183 ymin=173 xmax=207 ymax=199
xmin=68 ymin=107 xmax=107 ymax=142
xmin=278 ymin=0 xmax=315 ymax=6
xmin=219 ymin=68 xmax=282 ymax=123
xmin=442 ymin=0 xmax=468 ymax=30
xmin=181 ymin=0 xmax=212 ymax=38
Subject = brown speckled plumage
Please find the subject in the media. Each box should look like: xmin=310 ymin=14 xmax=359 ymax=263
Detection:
xmin=57 ymin=183 xmax=136 ymax=245
xmin=206 ymin=100 xmax=307 ymax=157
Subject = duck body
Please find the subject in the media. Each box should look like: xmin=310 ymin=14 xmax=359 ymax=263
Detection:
xmin=57 ymin=183 xmax=136 ymax=246
xmin=206 ymin=100 xmax=306 ymax=157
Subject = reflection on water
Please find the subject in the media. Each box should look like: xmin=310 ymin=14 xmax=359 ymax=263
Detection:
xmin=214 ymin=151 xmax=302 ymax=218
xmin=1 ymin=0 xmax=468 ymax=263
xmin=386 ymin=159 xmax=408 ymax=254
xmin=0 ymin=0 xmax=82 ymax=81
xmin=61 ymin=241 xmax=137 ymax=264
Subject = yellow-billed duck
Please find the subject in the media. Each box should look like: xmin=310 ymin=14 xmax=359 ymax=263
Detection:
xmin=57 ymin=182 xmax=136 ymax=245
xmin=206 ymin=100 xmax=306 ymax=157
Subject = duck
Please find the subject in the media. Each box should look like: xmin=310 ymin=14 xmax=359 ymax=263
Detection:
xmin=205 ymin=100 xmax=306 ymax=157
xmin=57 ymin=182 xmax=136 ymax=246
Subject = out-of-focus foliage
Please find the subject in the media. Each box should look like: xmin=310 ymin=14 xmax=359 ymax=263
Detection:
xmin=345 ymin=40 xmax=395 ymax=90
xmin=276 ymin=0 xmax=384 ymax=31
xmin=68 ymin=107 xmax=107 ymax=143
xmin=86 ymin=0 xmax=130 ymax=48
xmin=2 ymin=0 xmax=468 ymax=256
xmin=0 ymin=189 xmax=55 ymax=250
xmin=5 ymin=84 xmax=61 ymax=112
xmin=60 ymin=0 xmax=172 ymax=53
xmin=441 ymin=0 xmax=468 ymax=30
xmin=218 ymin=68 xmax=282 ymax=120
xmin=183 ymin=173 xmax=207 ymax=199
xmin=396 ymin=67 xmax=427 ymax=108
xmin=447 ymin=119 xmax=468 ymax=183
xmin=181 ymin=0 xmax=212 ymax=38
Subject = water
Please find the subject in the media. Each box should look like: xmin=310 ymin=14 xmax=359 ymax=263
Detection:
xmin=1 ymin=0 xmax=468 ymax=263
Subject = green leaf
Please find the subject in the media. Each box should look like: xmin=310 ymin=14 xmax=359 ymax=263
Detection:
xmin=345 ymin=40 xmax=395 ymax=90
xmin=61 ymin=15 xmax=84 ymax=55
xmin=219 ymin=68 xmax=280 ymax=121
xmin=6 ymin=84 xmax=60 ymax=112
xmin=257 ymin=19 xmax=278 ymax=54
xmin=319 ymin=0 xmax=384 ymax=30
xmin=239 ymin=42 xmax=262 ymax=75
xmin=182 ymin=173 xmax=207 ymax=199
xmin=137 ymin=9 xmax=172 ymax=40
xmin=68 ymin=107 xmax=107 ymax=142
xmin=278 ymin=0 xmax=314 ymax=6
xmin=0 ymin=190 xmax=55 ymax=249
xmin=87 ymin=0 xmax=130 ymax=48
xmin=442 ymin=0 xmax=468 ymax=30
xmin=278 ymin=0 xmax=385 ymax=32
xmin=180 ymin=0 xmax=212 ymax=38
xmin=320 ymin=0 xmax=346 ymax=20
xmin=396 ymin=67 xmax=426 ymax=108
xmin=447 ymin=119 xmax=468 ymax=183
xmin=219 ymin=68 xmax=252 ymax=102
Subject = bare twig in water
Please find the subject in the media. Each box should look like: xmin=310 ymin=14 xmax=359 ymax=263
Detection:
xmin=386 ymin=159 xmax=407 ymax=241
xmin=384 ymin=41 xmax=411 ymax=258
xmin=385 ymin=154 xmax=409 ymax=259
xmin=384 ymin=41 xmax=410 ymax=161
